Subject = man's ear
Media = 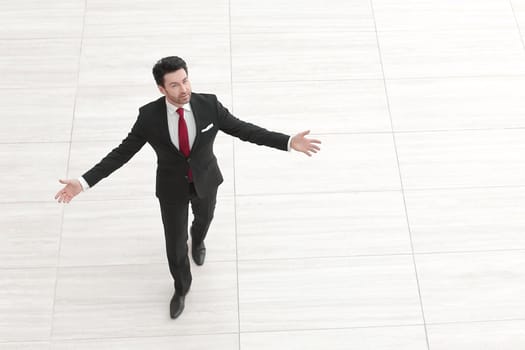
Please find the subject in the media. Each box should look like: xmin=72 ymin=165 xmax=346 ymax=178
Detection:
xmin=157 ymin=85 xmax=166 ymax=95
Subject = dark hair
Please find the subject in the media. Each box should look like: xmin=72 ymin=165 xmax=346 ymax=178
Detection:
xmin=152 ymin=56 xmax=188 ymax=86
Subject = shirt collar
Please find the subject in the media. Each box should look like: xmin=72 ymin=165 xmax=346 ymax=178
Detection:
xmin=165 ymin=98 xmax=192 ymax=114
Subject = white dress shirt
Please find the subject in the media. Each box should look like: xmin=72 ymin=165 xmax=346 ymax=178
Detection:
xmin=166 ymin=100 xmax=197 ymax=151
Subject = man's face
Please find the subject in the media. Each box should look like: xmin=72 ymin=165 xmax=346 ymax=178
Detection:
xmin=158 ymin=69 xmax=192 ymax=106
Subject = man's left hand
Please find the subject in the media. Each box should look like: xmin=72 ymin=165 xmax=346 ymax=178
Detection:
xmin=290 ymin=130 xmax=321 ymax=157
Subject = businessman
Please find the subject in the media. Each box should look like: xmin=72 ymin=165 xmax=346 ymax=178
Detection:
xmin=55 ymin=56 xmax=321 ymax=319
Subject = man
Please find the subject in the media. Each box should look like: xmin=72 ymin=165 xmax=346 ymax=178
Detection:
xmin=55 ymin=56 xmax=321 ymax=319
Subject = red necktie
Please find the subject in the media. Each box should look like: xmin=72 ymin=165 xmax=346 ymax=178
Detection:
xmin=176 ymin=107 xmax=192 ymax=181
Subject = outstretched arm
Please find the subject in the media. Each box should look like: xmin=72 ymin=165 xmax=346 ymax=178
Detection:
xmin=54 ymin=115 xmax=147 ymax=204
xmin=290 ymin=130 xmax=321 ymax=157
xmin=54 ymin=179 xmax=83 ymax=203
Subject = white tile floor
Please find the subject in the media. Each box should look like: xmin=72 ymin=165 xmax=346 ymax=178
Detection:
xmin=1 ymin=0 xmax=525 ymax=349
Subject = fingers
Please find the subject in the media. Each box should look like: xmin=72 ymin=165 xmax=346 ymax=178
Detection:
xmin=56 ymin=193 xmax=73 ymax=204
xmin=55 ymin=191 xmax=67 ymax=203
xmin=55 ymin=186 xmax=67 ymax=201
xmin=292 ymin=134 xmax=322 ymax=156
xmin=310 ymin=143 xmax=321 ymax=151
xmin=304 ymin=140 xmax=321 ymax=153
xmin=298 ymin=130 xmax=310 ymax=137
xmin=55 ymin=181 xmax=74 ymax=203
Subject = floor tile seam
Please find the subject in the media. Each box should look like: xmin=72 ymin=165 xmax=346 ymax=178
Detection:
xmin=0 ymin=84 xmax=76 ymax=89
xmin=3 ymin=28 xmax=522 ymax=40
xmin=232 ymin=318 xmax=525 ymax=335
xmin=425 ymin=317 xmax=525 ymax=327
xmin=0 ymin=36 xmax=82 ymax=42
xmin=4 ymin=247 xmax=525 ymax=271
xmin=3 ymin=126 xmax=525 ymax=146
xmin=50 ymin=0 xmax=87 ymax=340
xmin=393 ymin=127 xmax=525 ymax=134
xmin=54 ymin=260 xmax=236 ymax=270
xmin=237 ymin=248 xmax=525 ymax=263
xmin=231 ymin=75 xmax=525 ymax=83
xmin=80 ymin=31 xmax=231 ymax=39
xmin=382 ymin=73 xmax=525 ymax=80
xmin=235 ymin=185 xmax=525 ymax=198
xmin=73 ymin=30 xmax=381 ymax=40
xmin=51 ymin=127 xmax=525 ymax=143
xmin=231 ymin=73 xmax=525 ymax=83
xmin=0 ymin=33 xmax=230 ymax=42
xmin=238 ymin=186 xmax=525 ymax=196
xmin=228 ymin=1 xmax=243 ymax=347
xmin=235 ymin=189 xmax=403 ymax=198
xmin=51 ymin=325 xmax=426 ymax=344
xmin=1 ymin=73 xmax=524 ymax=90
xmin=47 ymin=330 xmax=240 ymax=344
xmin=2 ymin=317 xmax=525 ymax=345
xmin=3 ymin=183 xmax=525 ymax=205
xmin=0 ymin=261 xmax=220 ymax=272
xmin=2 ymin=74 xmax=525 ymax=88
xmin=368 ymin=1 xmax=430 ymax=349
xmin=53 ymin=73 xmax=525 ymax=86
xmin=0 ymin=86 xmax=78 ymax=90
xmin=239 ymin=323 xmax=426 ymax=335
xmin=1 ymin=182 xmax=524 ymax=205
xmin=240 ymin=128 xmax=525 ymax=136
xmin=230 ymin=28 xmax=524 ymax=35
xmin=0 ymin=141 xmax=71 ymax=145
xmin=384 ymin=74 xmax=525 ymax=81
xmin=230 ymin=29 xmax=377 ymax=35
xmin=81 ymin=31 xmax=232 ymax=41
xmin=401 ymin=184 xmax=525 ymax=192
xmin=375 ymin=27 xmax=525 ymax=33
xmin=0 ymin=341 xmax=50 ymax=345
xmin=509 ymin=0 xmax=525 ymax=52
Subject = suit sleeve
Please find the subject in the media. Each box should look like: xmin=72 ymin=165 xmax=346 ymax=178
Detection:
xmin=215 ymin=99 xmax=290 ymax=151
xmin=82 ymin=117 xmax=147 ymax=187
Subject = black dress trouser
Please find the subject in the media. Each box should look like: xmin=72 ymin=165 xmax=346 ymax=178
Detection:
xmin=158 ymin=183 xmax=217 ymax=295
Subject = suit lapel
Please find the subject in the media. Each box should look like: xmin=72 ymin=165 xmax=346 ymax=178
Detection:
xmin=155 ymin=97 xmax=186 ymax=158
xmin=189 ymin=95 xmax=206 ymax=155
xmin=156 ymin=94 xmax=206 ymax=157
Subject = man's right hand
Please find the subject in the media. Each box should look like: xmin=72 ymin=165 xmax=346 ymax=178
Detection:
xmin=55 ymin=179 xmax=82 ymax=203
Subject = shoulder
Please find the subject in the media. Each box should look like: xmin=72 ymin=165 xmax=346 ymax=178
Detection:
xmin=138 ymin=96 xmax=165 ymax=115
xmin=190 ymin=92 xmax=218 ymax=105
xmin=190 ymin=92 xmax=223 ymax=117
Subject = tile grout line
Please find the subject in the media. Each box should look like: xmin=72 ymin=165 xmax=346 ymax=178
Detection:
xmin=3 ymin=126 xmax=525 ymax=146
xmin=49 ymin=0 xmax=88 ymax=342
xmin=4 ymin=73 xmax=525 ymax=89
xmin=4 ymin=182 xmax=525 ymax=205
xmin=227 ymin=1 xmax=242 ymax=348
xmin=2 ymin=27 xmax=521 ymax=42
xmin=509 ymin=0 xmax=525 ymax=52
xmin=3 ymin=316 xmax=525 ymax=346
xmin=368 ymin=1 xmax=431 ymax=349
xmin=4 ymin=245 xmax=525 ymax=271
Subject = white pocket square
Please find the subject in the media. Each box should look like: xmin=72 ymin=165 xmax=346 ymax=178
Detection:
xmin=201 ymin=123 xmax=214 ymax=132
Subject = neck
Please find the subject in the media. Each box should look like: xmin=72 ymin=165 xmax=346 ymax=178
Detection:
xmin=166 ymin=97 xmax=184 ymax=108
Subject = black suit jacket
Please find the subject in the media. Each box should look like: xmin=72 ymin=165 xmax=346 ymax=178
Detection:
xmin=83 ymin=93 xmax=290 ymax=201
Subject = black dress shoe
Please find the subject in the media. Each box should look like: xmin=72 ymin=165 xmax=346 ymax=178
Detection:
xmin=170 ymin=293 xmax=185 ymax=319
xmin=192 ymin=241 xmax=206 ymax=266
